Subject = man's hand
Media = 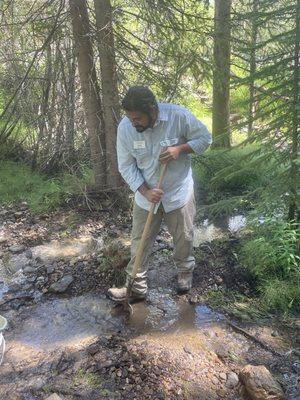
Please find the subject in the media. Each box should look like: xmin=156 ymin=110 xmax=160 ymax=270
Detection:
xmin=159 ymin=146 xmax=181 ymax=164
xmin=138 ymin=183 xmax=163 ymax=203
xmin=145 ymin=188 xmax=164 ymax=203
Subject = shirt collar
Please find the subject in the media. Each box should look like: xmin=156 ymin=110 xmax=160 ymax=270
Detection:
xmin=154 ymin=103 xmax=168 ymax=127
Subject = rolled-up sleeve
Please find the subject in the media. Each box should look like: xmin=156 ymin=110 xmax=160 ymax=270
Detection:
xmin=184 ymin=110 xmax=212 ymax=154
xmin=117 ymin=126 xmax=144 ymax=192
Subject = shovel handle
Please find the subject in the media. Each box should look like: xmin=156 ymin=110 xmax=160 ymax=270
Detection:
xmin=129 ymin=163 xmax=167 ymax=286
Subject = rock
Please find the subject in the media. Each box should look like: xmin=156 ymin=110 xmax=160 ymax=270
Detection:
xmin=23 ymin=266 xmax=37 ymax=274
xmin=9 ymin=282 xmax=22 ymax=292
xmin=219 ymin=372 xmax=227 ymax=380
xmin=217 ymin=388 xmax=227 ymax=397
xmin=9 ymin=244 xmax=26 ymax=254
xmin=239 ymin=365 xmax=285 ymax=400
xmin=215 ymin=275 xmax=223 ymax=285
xmin=0 ymin=236 xmax=7 ymax=244
xmin=36 ymin=276 xmax=47 ymax=285
xmin=226 ymin=371 xmax=239 ymax=388
xmin=212 ymin=376 xmax=220 ymax=385
xmin=189 ymin=296 xmax=198 ymax=305
xmin=49 ymin=275 xmax=74 ymax=293
xmin=27 ymin=276 xmax=37 ymax=283
xmin=47 ymin=264 xmax=55 ymax=274
xmin=25 ymin=249 xmax=33 ymax=259
xmin=45 ymin=394 xmax=63 ymax=400
xmin=183 ymin=345 xmax=193 ymax=354
xmin=292 ymin=362 xmax=300 ymax=374
xmin=87 ymin=343 xmax=100 ymax=356
xmin=14 ymin=211 xmax=24 ymax=218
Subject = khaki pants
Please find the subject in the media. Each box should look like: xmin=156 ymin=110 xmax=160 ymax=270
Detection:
xmin=126 ymin=192 xmax=196 ymax=295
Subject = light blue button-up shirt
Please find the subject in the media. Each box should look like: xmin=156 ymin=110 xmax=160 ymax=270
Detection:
xmin=117 ymin=102 xmax=212 ymax=212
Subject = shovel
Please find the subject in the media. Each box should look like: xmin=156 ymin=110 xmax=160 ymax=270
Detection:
xmin=123 ymin=163 xmax=167 ymax=317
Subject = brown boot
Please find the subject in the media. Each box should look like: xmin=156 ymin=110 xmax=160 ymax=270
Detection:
xmin=177 ymin=271 xmax=193 ymax=293
xmin=107 ymin=287 xmax=146 ymax=303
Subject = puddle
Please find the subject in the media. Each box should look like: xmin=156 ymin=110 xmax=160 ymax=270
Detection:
xmin=127 ymin=292 xmax=224 ymax=334
xmin=194 ymin=214 xmax=246 ymax=246
xmin=8 ymin=291 xmax=224 ymax=353
xmin=11 ymin=294 xmax=123 ymax=350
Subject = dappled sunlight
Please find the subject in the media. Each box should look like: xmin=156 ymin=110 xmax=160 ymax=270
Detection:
xmin=32 ymin=236 xmax=100 ymax=262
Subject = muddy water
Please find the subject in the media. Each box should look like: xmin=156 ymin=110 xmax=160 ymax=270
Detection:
xmin=9 ymin=290 xmax=224 ymax=353
xmin=1 ymin=215 xmax=243 ymax=357
xmin=11 ymin=294 xmax=123 ymax=350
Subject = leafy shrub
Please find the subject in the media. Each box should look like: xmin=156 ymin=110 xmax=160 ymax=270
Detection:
xmin=239 ymin=218 xmax=300 ymax=313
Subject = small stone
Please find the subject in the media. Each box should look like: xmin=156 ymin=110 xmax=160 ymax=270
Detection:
xmin=49 ymin=275 xmax=74 ymax=293
xmin=45 ymin=394 xmax=63 ymax=400
xmin=9 ymin=244 xmax=26 ymax=254
xmin=36 ymin=276 xmax=47 ymax=284
xmin=189 ymin=296 xmax=198 ymax=305
xmin=9 ymin=282 xmax=22 ymax=292
xmin=217 ymin=388 xmax=227 ymax=397
xmin=23 ymin=266 xmax=37 ymax=274
xmin=212 ymin=376 xmax=220 ymax=385
xmin=215 ymin=275 xmax=223 ymax=284
xmin=0 ymin=236 xmax=7 ymax=244
xmin=219 ymin=372 xmax=227 ymax=380
xmin=69 ymin=258 xmax=77 ymax=267
xmin=47 ymin=264 xmax=55 ymax=274
xmin=292 ymin=362 xmax=300 ymax=374
xmin=27 ymin=276 xmax=37 ymax=283
xmin=87 ymin=343 xmax=99 ymax=356
xmin=183 ymin=345 xmax=193 ymax=354
xmin=226 ymin=371 xmax=239 ymax=388
xmin=14 ymin=211 xmax=24 ymax=218
xmin=25 ymin=249 xmax=33 ymax=259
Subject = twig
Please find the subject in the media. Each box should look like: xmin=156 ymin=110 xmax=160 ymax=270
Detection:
xmin=226 ymin=319 xmax=284 ymax=357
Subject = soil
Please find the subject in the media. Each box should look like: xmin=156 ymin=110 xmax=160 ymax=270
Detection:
xmin=0 ymin=202 xmax=299 ymax=400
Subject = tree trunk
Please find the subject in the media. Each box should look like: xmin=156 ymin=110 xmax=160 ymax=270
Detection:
xmin=69 ymin=0 xmax=106 ymax=188
xmin=212 ymin=0 xmax=232 ymax=149
xmin=62 ymin=37 xmax=76 ymax=160
xmin=288 ymin=0 xmax=300 ymax=222
xmin=248 ymin=0 xmax=258 ymax=136
xmin=93 ymin=0 xmax=122 ymax=189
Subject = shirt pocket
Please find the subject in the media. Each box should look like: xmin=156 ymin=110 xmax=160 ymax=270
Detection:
xmin=160 ymin=138 xmax=179 ymax=147
xmin=132 ymin=149 xmax=150 ymax=169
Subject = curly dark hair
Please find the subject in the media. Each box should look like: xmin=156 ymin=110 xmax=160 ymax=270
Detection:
xmin=121 ymin=86 xmax=158 ymax=114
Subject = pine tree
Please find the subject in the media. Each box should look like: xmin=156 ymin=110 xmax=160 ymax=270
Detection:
xmin=231 ymin=0 xmax=300 ymax=222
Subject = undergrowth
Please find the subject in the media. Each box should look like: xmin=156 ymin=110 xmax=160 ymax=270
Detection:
xmin=192 ymin=144 xmax=276 ymax=216
xmin=0 ymin=161 xmax=94 ymax=212
xmin=239 ymin=218 xmax=300 ymax=314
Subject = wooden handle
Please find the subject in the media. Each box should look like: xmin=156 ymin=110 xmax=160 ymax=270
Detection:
xmin=129 ymin=163 xmax=167 ymax=284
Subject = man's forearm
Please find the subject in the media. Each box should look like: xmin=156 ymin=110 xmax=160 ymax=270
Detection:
xmin=178 ymin=143 xmax=195 ymax=154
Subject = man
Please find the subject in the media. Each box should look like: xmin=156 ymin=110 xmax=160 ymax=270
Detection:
xmin=108 ymin=86 xmax=212 ymax=302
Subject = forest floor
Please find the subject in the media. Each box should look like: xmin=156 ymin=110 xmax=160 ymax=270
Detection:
xmin=0 ymin=201 xmax=299 ymax=400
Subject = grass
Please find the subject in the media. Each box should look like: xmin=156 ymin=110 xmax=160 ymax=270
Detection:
xmin=201 ymin=289 xmax=268 ymax=322
xmin=0 ymin=161 xmax=94 ymax=212
xmin=73 ymin=369 xmax=101 ymax=388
